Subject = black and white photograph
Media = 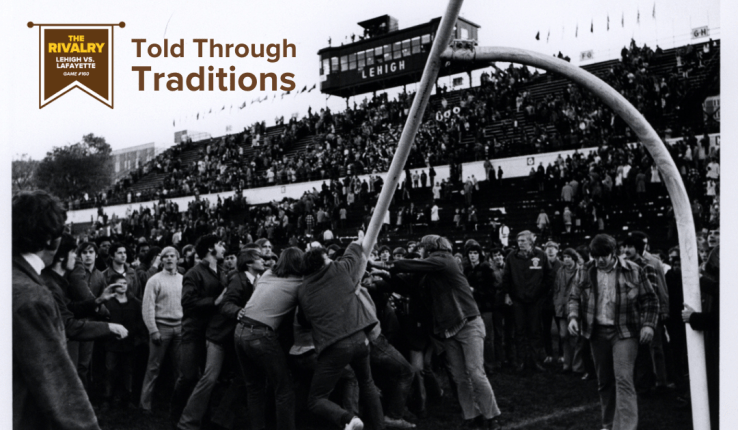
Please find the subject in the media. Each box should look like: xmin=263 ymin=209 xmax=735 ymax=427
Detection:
xmin=2 ymin=0 xmax=732 ymax=429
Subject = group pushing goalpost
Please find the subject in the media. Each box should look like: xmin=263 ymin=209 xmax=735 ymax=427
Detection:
xmin=358 ymin=1 xmax=711 ymax=429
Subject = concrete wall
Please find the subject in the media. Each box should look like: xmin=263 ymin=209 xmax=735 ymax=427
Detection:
xmin=68 ymin=131 xmax=719 ymax=224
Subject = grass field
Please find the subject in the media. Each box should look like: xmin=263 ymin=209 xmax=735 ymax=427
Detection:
xmin=95 ymin=364 xmax=694 ymax=430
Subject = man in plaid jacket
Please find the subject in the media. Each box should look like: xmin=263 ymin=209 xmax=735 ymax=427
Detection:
xmin=568 ymin=234 xmax=659 ymax=430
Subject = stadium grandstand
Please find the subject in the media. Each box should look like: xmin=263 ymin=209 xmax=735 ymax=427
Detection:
xmin=67 ymin=38 xmax=719 ymax=255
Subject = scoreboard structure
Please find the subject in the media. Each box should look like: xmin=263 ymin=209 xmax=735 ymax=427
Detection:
xmin=318 ymin=15 xmax=486 ymax=98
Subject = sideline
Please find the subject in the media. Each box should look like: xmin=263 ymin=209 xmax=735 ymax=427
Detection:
xmin=505 ymin=403 xmax=600 ymax=429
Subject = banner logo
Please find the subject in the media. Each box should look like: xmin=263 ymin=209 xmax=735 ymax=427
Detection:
xmin=28 ymin=22 xmax=125 ymax=108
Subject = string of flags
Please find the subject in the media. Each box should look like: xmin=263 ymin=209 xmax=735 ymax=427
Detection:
xmin=172 ymin=84 xmax=318 ymax=126
xmin=534 ymin=3 xmax=657 ymax=41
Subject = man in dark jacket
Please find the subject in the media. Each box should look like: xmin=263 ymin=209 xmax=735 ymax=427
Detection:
xmin=12 ymin=190 xmax=100 ymax=430
xmin=297 ymin=233 xmax=383 ymax=430
xmin=171 ymin=234 xmax=228 ymax=428
xmin=382 ymin=235 xmax=502 ymax=430
xmin=502 ymin=230 xmax=555 ymax=372
xmin=464 ymin=242 xmax=497 ymax=374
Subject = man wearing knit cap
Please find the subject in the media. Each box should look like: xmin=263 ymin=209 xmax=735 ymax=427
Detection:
xmin=140 ymin=246 xmax=183 ymax=413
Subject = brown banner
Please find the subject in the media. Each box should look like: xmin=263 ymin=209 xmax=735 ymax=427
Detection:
xmin=30 ymin=22 xmax=124 ymax=108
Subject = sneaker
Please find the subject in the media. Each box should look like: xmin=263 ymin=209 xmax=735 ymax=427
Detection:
xmin=486 ymin=418 xmax=503 ymax=430
xmin=384 ymin=416 xmax=416 ymax=428
xmin=345 ymin=416 xmax=364 ymax=430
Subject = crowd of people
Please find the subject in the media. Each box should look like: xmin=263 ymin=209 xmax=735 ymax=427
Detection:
xmin=65 ymin=39 xmax=718 ymax=211
xmin=17 ymin=35 xmax=721 ymax=430
xmin=14 ymin=182 xmax=720 ymax=430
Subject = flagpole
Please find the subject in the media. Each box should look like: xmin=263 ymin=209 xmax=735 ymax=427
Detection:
xmin=361 ymin=0 xmax=464 ymax=255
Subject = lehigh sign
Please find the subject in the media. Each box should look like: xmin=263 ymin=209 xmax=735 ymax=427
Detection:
xmin=29 ymin=22 xmax=124 ymax=108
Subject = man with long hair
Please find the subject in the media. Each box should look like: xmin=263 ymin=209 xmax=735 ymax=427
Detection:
xmin=298 ymin=232 xmax=383 ymax=430
xmin=568 ymin=234 xmax=659 ymax=430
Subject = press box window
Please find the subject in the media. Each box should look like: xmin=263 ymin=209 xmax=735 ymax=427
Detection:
xmin=402 ymin=39 xmax=411 ymax=57
xmin=384 ymin=44 xmax=392 ymax=62
xmin=358 ymin=51 xmax=366 ymax=68
xmin=349 ymin=53 xmax=357 ymax=70
xmin=340 ymin=55 xmax=348 ymax=71
xmin=393 ymin=41 xmax=402 ymax=59
xmin=411 ymin=37 xmax=421 ymax=54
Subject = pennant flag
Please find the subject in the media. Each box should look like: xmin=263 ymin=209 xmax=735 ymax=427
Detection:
xmin=652 ymin=2 xmax=656 ymax=19
xmin=575 ymin=23 xmax=578 ymax=37
xmin=173 ymin=119 xmax=175 ymax=127
xmin=637 ymin=9 xmax=640 ymax=25
xmin=535 ymin=31 xmax=540 ymax=40
xmin=308 ymin=83 xmax=316 ymax=92
xmin=300 ymin=85 xmax=307 ymax=93
xmin=209 ymin=108 xmax=212 ymax=113
xmin=221 ymin=105 xmax=225 ymax=111
xmin=607 ymin=14 xmax=610 ymax=31
xmin=591 ymin=19 xmax=593 ymax=33
xmin=547 ymin=29 xmax=550 ymax=42
xmin=197 ymin=112 xmax=200 ymax=120
xmin=621 ymin=12 xmax=624 ymax=27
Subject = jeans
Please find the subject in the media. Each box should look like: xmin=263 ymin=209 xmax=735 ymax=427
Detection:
xmin=480 ymin=312 xmax=495 ymax=371
xmin=104 ymin=350 xmax=134 ymax=401
xmin=493 ymin=305 xmax=516 ymax=365
xmin=557 ymin=318 xmax=584 ymax=372
xmin=308 ymin=330 xmax=384 ymax=430
xmin=234 ymin=324 xmax=295 ymax=430
xmin=540 ymin=305 xmax=556 ymax=357
xmin=178 ymin=341 xmax=225 ymax=430
xmin=513 ymin=298 xmax=544 ymax=366
xmin=171 ymin=339 xmax=207 ymax=424
xmin=443 ymin=317 xmax=501 ymax=421
xmin=370 ymin=334 xmax=414 ymax=419
xmin=77 ymin=340 xmax=95 ymax=390
xmin=140 ymin=325 xmax=182 ymax=411
xmin=589 ymin=325 xmax=639 ymax=430
xmin=292 ymin=351 xmax=359 ymax=416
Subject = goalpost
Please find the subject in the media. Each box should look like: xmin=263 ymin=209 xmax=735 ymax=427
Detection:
xmin=360 ymin=1 xmax=709 ymax=429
